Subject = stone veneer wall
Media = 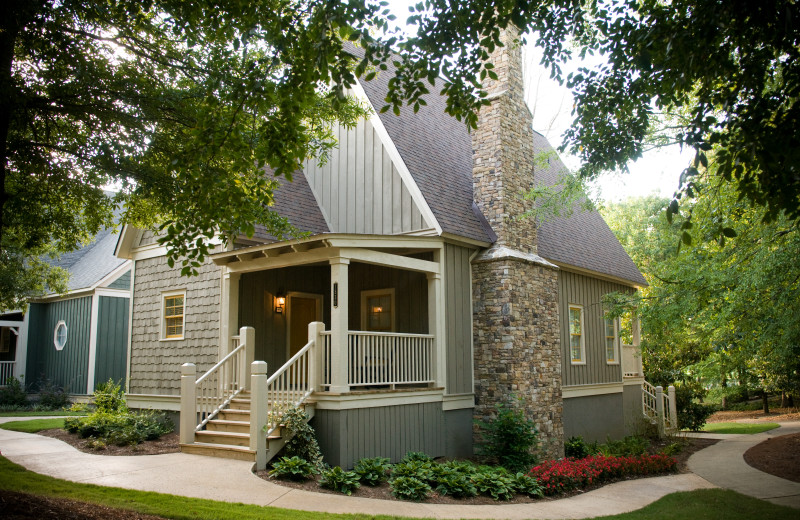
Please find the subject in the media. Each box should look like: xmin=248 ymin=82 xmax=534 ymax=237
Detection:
xmin=471 ymin=25 xmax=564 ymax=460
xmin=472 ymin=258 xmax=563 ymax=459
xmin=129 ymin=255 xmax=220 ymax=395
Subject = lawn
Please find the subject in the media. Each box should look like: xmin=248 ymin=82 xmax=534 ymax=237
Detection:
xmin=0 ymin=410 xmax=86 ymax=417
xmin=701 ymin=422 xmax=780 ymax=434
xmin=0 ymin=455 xmax=797 ymax=520
xmin=0 ymin=418 xmax=65 ymax=433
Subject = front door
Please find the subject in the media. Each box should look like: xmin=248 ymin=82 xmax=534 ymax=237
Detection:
xmin=287 ymin=293 xmax=322 ymax=359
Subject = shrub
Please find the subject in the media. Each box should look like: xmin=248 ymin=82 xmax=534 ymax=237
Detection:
xmin=270 ymin=456 xmax=317 ymax=481
xmin=93 ymin=379 xmax=126 ymax=413
xmin=434 ymin=467 xmax=478 ymax=498
xmin=596 ymin=435 xmax=648 ymax=457
xmin=477 ymin=398 xmax=539 ymax=473
xmin=37 ymin=379 xmax=70 ymax=409
xmin=679 ymin=401 xmax=715 ymax=432
xmin=353 ymin=457 xmax=391 ymax=486
xmin=0 ymin=377 xmax=28 ymax=407
xmin=392 ymin=459 xmax=435 ymax=484
xmin=280 ymin=406 xmax=323 ymax=468
xmin=530 ymin=454 xmax=677 ymax=496
xmin=390 ymin=476 xmax=431 ymax=501
xmin=400 ymin=451 xmax=432 ymax=463
xmin=513 ymin=472 xmax=544 ymax=497
xmin=319 ymin=466 xmax=361 ymax=495
xmin=564 ymin=436 xmax=590 ymax=459
xmin=472 ymin=466 xmax=517 ymax=501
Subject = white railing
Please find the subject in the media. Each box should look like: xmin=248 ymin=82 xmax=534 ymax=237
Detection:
xmin=642 ymin=381 xmax=677 ymax=436
xmin=642 ymin=380 xmax=658 ymax=420
xmin=0 ymin=361 xmax=15 ymax=386
xmin=622 ymin=344 xmax=642 ymax=377
xmin=321 ymin=331 xmax=434 ymax=388
xmin=263 ymin=340 xmax=315 ymax=437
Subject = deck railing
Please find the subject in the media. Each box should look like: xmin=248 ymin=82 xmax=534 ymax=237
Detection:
xmin=642 ymin=380 xmax=677 ymax=436
xmin=321 ymin=330 xmax=435 ymax=388
xmin=0 ymin=361 xmax=15 ymax=386
xmin=622 ymin=344 xmax=643 ymax=377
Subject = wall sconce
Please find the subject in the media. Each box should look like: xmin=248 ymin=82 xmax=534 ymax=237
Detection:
xmin=275 ymin=290 xmax=286 ymax=314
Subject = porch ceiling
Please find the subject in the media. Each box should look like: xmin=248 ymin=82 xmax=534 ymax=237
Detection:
xmin=212 ymin=233 xmax=443 ymax=275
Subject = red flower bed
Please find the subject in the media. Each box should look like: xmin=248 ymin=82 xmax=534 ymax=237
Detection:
xmin=529 ymin=454 xmax=677 ymax=496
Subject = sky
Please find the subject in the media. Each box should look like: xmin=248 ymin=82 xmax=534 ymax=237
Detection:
xmin=385 ymin=0 xmax=692 ymax=203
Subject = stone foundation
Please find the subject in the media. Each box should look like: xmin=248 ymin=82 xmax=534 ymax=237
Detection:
xmin=472 ymin=255 xmax=564 ymax=460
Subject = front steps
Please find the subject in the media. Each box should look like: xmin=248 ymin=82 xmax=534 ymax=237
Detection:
xmin=180 ymin=390 xmax=311 ymax=464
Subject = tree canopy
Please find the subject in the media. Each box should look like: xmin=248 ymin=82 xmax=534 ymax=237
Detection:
xmin=3 ymin=0 xmax=799 ymax=310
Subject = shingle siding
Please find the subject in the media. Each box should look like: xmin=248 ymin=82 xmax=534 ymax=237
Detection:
xmin=129 ymin=255 xmax=220 ymax=395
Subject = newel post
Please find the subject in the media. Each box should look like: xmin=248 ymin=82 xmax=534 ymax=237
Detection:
xmin=250 ymin=360 xmax=268 ymax=471
xmin=180 ymin=363 xmax=197 ymax=445
xmin=655 ymin=385 xmax=665 ymax=438
xmin=668 ymin=385 xmax=678 ymax=430
xmin=308 ymin=321 xmax=325 ymax=392
xmin=242 ymin=326 xmax=255 ymax=390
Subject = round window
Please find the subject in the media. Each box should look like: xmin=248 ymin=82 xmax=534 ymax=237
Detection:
xmin=53 ymin=320 xmax=68 ymax=351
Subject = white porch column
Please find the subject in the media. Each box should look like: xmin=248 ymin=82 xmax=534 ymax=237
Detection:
xmin=668 ymin=385 xmax=678 ymax=429
xmin=219 ymin=270 xmax=241 ymax=358
xmin=14 ymin=312 xmax=29 ymax=381
xmin=427 ymin=271 xmax=446 ymax=389
xmin=250 ymin=360 xmax=269 ymax=471
xmin=241 ymin=326 xmax=256 ymax=390
xmin=329 ymin=257 xmax=350 ymax=393
xmin=655 ymin=385 xmax=666 ymax=438
xmin=179 ymin=363 xmax=197 ymax=445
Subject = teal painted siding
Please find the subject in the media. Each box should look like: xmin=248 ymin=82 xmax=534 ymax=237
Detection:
xmin=105 ymin=269 xmax=131 ymax=290
xmin=94 ymin=296 xmax=130 ymax=388
xmin=26 ymin=297 xmax=92 ymax=393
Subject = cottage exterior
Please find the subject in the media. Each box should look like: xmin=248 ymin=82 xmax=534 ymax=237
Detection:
xmin=1 ymin=220 xmax=131 ymax=395
xmin=116 ymin=29 xmax=659 ymax=468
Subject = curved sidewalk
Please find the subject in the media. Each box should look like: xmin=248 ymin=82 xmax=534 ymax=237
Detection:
xmin=0 ymin=418 xmax=710 ymax=520
xmin=687 ymin=421 xmax=800 ymax=509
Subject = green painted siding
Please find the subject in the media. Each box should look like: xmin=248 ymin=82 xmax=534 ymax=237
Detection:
xmin=26 ymin=297 xmax=92 ymax=393
xmin=443 ymin=243 xmax=475 ymax=395
xmin=105 ymin=269 xmax=131 ymax=290
xmin=559 ymin=270 xmax=635 ymax=387
xmin=94 ymin=296 xmax=130 ymax=388
xmin=312 ymin=402 xmax=446 ymax=468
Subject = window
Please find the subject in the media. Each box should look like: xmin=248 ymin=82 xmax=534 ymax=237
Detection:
xmin=361 ymin=289 xmax=395 ymax=332
xmin=162 ymin=291 xmax=185 ymax=339
xmin=53 ymin=320 xmax=68 ymax=351
xmin=568 ymin=305 xmax=585 ymax=364
xmin=605 ymin=316 xmax=619 ymax=364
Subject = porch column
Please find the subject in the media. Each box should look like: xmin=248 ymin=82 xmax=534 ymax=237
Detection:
xmin=14 ymin=312 xmax=29 ymax=381
xmin=329 ymin=257 xmax=350 ymax=393
xmin=427 ymin=271 xmax=446 ymax=389
xmin=219 ymin=270 xmax=241 ymax=358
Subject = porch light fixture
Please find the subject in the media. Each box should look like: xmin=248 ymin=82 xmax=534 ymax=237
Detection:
xmin=275 ymin=290 xmax=286 ymax=314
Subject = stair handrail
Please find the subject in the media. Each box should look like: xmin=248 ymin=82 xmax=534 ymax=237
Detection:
xmin=642 ymin=380 xmax=658 ymax=420
xmin=263 ymin=338 xmax=315 ymax=437
xmin=194 ymin=338 xmax=247 ymax=430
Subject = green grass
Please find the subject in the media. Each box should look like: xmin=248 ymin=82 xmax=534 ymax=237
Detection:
xmin=701 ymin=422 xmax=780 ymax=434
xmin=0 ymin=418 xmax=65 ymax=433
xmin=0 ymin=410 xmax=86 ymax=417
xmin=0 ymin=456 xmax=798 ymax=520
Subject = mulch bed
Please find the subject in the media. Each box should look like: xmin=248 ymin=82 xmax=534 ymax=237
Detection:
xmin=707 ymin=407 xmax=800 ymax=423
xmin=37 ymin=429 xmax=180 ymax=456
xmin=744 ymin=432 xmax=800 ymax=483
xmin=0 ymin=490 xmax=167 ymax=520
xmin=257 ymin=437 xmax=718 ymax=504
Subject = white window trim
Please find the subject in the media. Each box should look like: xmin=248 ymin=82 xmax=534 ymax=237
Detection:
xmin=605 ymin=315 xmax=620 ymax=365
xmin=53 ymin=320 xmax=68 ymax=351
xmin=568 ymin=304 xmax=586 ymax=365
xmin=160 ymin=290 xmax=186 ymax=341
xmin=360 ymin=288 xmax=396 ymax=332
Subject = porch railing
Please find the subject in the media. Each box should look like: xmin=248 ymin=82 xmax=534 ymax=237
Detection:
xmin=0 ymin=361 xmax=15 ymax=386
xmin=321 ymin=330 xmax=435 ymax=388
xmin=621 ymin=344 xmax=643 ymax=377
xmin=263 ymin=339 xmax=315 ymax=437
xmin=642 ymin=380 xmax=677 ymax=436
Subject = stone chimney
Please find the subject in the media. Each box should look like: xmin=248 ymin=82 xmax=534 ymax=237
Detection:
xmin=471 ymin=25 xmax=564 ymax=460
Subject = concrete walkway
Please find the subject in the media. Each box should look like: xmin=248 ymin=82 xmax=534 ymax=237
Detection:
xmin=687 ymin=421 xmax=800 ymax=509
xmin=0 ymin=416 xmax=793 ymax=519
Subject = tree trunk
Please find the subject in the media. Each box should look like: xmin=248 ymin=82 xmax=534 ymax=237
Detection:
xmin=762 ymin=390 xmax=770 ymax=414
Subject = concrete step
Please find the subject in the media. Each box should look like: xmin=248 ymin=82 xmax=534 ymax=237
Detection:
xmin=218 ymin=409 xmax=250 ymax=422
xmin=180 ymin=442 xmax=256 ymax=462
xmin=206 ymin=419 xmax=251 ymax=434
xmin=195 ymin=430 xmax=250 ymax=447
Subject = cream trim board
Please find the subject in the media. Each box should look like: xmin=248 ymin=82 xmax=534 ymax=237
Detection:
xmin=360 ymin=288 xmax=396 ymax=332
xmin=442 ymin=393 xmax=474 ymax=411
xmin=568 ymin=304 xmax=586 ymax=365
xmin=160 ymin=289 xmax=186 ymax=340
xmin=623 ymin=376 xmax=645 ymax=385
xmin=94 ymin=287 xmax=131 ymax=299
xmin=312 ymin=388 xmax=444 ymax=410
xmin=126 ymin=393 xmax=181 ymax=411
xmin=562 ymin=382 xmax=624 ymax=398
xmin=86 ymin=292 xmax=100 ymax=394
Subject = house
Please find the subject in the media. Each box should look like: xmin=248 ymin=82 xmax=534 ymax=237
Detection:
xmin=0 ymin=215 xmax=132 ymax=395
xmin=115 ymin=27 xmax=658 ymax=469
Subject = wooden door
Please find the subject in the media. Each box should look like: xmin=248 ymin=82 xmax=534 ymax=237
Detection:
xmin=288 ymin=295 xmax=321 ymax=359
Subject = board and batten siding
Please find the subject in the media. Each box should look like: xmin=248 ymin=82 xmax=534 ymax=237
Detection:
xmin=26 ymin=298 xmax=92 ymax=393
xmin=129 ymin=256 xmax=220 ymax=395
xmin=303 ymin=120 xmax=430 ymax=234
xmin=313 ymin=402 xmax=446 ymax=468
xmin=443 ymin=243 xmax=475 ymax=395
xmin=94 ymin=296 xmax=130 ymax=386
xmin=559 ymin=270 xmax=635 ymax=387
xmin=105 ymin=269 xmax=131 ymax=291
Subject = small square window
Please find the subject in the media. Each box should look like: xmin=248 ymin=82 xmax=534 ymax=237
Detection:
xmin=162 ymin=292 xmax=185 ymax=340
xmin=568 ymin=305 xmax=585 ymax=364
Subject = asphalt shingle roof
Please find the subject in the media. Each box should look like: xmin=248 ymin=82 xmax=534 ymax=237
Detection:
xmin=251 ymin=168 xmax=329 ymax=242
